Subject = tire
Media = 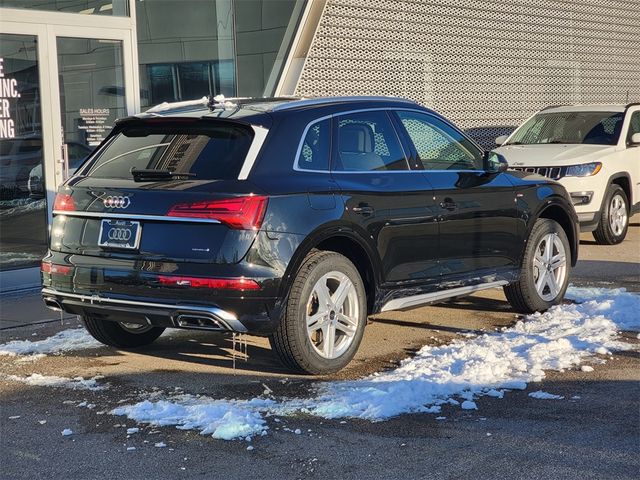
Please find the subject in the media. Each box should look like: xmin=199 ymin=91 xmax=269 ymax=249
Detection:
xmin=81 ymin=316 xmax=165 ymax=348
xmin=504 ymin=218 xmax=571 ymax=314
xmin=593 ymin=185 xmax=629 ymax=245
xmin=269 ymin=250 xmax=367 ymax=375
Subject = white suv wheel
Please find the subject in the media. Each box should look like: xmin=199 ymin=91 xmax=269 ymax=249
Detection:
xmin=608 ymin=193 xmax=628 ymax=237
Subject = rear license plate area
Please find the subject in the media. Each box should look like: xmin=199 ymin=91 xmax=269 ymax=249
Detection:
xmin=98 ymin=219 xmax=141 ymax=250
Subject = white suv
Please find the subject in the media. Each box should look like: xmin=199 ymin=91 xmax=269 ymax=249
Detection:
xmin=495 ymin=104 xmax=640 ymax=244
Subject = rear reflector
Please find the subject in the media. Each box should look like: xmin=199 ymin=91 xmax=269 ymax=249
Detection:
xmin=158 ymin=275 xmax=260 ymax=291
xmin=167 ymin=195 xmax=268 ymax=230
xmin=41 ymin=262 xmax=72 ymax=275
xmin=53 ymin=193 xmax=76 ymax=212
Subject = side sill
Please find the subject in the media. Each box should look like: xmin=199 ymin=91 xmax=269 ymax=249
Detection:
xmin=380 ymin=281 xmax=509 ymax=313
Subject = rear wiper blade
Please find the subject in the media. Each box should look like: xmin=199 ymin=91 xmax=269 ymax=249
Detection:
xmin=131 ymin=168 xmax=196 ymax=181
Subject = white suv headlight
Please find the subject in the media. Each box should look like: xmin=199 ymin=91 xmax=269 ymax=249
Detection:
xmin=565 ymin=162 xmax=602 ymax=177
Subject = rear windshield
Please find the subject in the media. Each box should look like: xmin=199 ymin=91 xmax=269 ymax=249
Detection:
xmin=83 ymin=122 xmax=253 ymax=180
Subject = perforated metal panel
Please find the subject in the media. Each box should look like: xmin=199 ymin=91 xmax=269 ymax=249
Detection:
xmin=295 ymin=0 xmax=640 ymax=148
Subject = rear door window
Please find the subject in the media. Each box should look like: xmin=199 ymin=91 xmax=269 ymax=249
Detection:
xmin=333 ymin=111 xmax=408 ymax=171
xmin=83 ymin=122 xmax=254 ymax=181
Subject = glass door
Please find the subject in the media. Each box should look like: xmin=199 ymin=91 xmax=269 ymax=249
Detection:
xmin=48 ymin=25 xmax=137 ymax=190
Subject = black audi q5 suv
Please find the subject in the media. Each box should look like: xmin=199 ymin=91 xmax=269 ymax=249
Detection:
xmin=42 ymin=96 xmax=578 ymax=374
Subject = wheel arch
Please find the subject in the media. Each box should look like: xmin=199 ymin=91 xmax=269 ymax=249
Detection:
xmin=534 ymin=200 xmax=579 ymax=267
xmin=607 ymin=173 xmax=632 ymax=206
xmin=278 ymin=225 xmax=381 ymax=315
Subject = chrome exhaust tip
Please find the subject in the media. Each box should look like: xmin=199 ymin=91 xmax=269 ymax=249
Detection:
xmin=175 ymin=314 xmax=228 ymax=331
xmin=43 ymin=297 xmax=63 ymax=312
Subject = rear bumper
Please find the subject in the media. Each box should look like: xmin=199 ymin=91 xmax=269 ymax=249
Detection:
xmin=42 ymin=287 xmax=251 ymax=333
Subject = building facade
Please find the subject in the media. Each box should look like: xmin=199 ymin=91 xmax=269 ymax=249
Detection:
xmin=0 ymin=0 xmax=638 ymax=291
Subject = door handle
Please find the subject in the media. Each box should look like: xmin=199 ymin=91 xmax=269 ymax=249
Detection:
xmin=439 ymin=199 xmax=457 ymax=211
xmin=352 ymin=204 xmax=374 ymax=215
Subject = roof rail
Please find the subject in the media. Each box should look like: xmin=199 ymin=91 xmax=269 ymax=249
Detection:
xmin=271 ymin=96 xmax=418 ymax=112
xmin=625 ymin=102 xmax=640 ymax=110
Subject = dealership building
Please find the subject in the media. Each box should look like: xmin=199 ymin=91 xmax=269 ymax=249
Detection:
xmin=0 ymin=0 xmax=638 ymax=291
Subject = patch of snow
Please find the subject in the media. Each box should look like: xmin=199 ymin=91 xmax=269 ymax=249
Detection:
xmin=0 ymin=328 xmax=100 ymax=356
xmin=127 ymin=428 xmax=139 ymax=435
xmin=38 ymin=420 xmax=47 ymax=425
xmin=528 ymin=391 xmax=564 ymax=400
xmin=8 ymin=415 xmax=20 ymax=420
xmin=6 ymin=374 xmax=107 ymax=391
xmin=61 ymin=429 xmax=73 ymax=436
xmin=461 ymin=400 xmax=477 ymax=410
xmin=111 ymin=397 xmax=274 ymax=441
xmin=154 ymin=442 xmax=166 ymax=448
xmin=580 ymin=365 xmax=594 ymax=372
xmin=126 ymin=447 xmax=136 ymax=451
xmin=566 ymin=287 xmax=640 ymax=331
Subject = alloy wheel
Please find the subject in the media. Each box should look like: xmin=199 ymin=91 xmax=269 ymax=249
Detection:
xmin=532 ymin=233 xmax=567 ymax=301
xmin=305 ymin=271 xmax=360 ymax=360
xmin=608 ymin=193 xmax=628 ymax=237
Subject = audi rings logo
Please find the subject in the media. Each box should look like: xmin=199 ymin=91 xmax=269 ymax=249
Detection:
xmin=108 ymin=228 xmax=132 ymax=241
xmin=103 ymin=195 xmax=131 ymax=209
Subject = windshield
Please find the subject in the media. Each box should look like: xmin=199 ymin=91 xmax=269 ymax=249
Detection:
xmin=83 ymin=122 xmax=254 ymax=180
xmin=507 ymin=111 xmax=624 ymax=146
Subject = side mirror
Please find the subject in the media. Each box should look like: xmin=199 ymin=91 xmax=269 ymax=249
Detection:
xmin=484 ymin=151 xmax=509 ymax=174
xmin=495 ymin=135 xmax=508 ymax=146
xmin=630 ymin=132 xmax=640 ymax=146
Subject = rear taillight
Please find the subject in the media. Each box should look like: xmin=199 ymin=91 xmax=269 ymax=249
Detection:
xmin=41 ymin=262 xmax=72 ymax=275
xmin=158 ymin=275 xmax=260 ymax=291
xmin=53 ymin=193 xmax=75 ymax=212
xmin=167 ymin=195 xmax=268 ymax=230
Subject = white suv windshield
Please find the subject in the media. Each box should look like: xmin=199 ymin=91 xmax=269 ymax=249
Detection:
xmin=507 ymin=111 xmax=624 ymax=146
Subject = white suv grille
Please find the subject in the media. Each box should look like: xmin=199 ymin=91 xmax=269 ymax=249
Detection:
xmin=509 ymin=166 xmax=565 ymax=180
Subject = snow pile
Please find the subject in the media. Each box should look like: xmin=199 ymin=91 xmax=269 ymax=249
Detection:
xmin=0 ymin=328 xmax=100 ymax=356
xmin=112 ymin=287 xmax=639 ymax=440
xmin=6 ymin=374 xmax=107 ymax=391
xmin=566 ymin=287 xmax=640 ymax=331
xmin=112 ymin=396 xmax=274 ymax=440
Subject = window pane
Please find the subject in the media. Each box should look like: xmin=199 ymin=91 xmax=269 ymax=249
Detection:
xmin=0 ymin=0 xmax=128 ymax=16
xmin=297 ymin=119 xmax=330 ymax=171
xmin=334 ymin=112 xmax=408 ymax=172
xmin=398 ymin=111 xmax=483 ymax=170
xmin=136 ymin=0 xmax=236 ymax=108
xmin=626 ymin=112 xmax=640 ymax=143
xmin=0 ymin=34 xmax=48 ymax=271
xmin=234 ymin=0 xmax=303 ymax=96
xmin=57 ymin=37 xmax=127 ymax=149
xmin=508 ymin=112 xmax=624 ymax=146
xmin=84 ymin=123 xmax=253 ymax=181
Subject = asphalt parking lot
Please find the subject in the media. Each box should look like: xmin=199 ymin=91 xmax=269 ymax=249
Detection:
xmin=0 ymin=219 xmax=638 ymax=480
